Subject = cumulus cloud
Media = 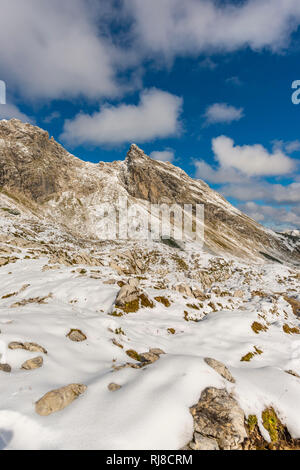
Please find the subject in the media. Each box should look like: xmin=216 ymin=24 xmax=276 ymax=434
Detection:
xmin=203 ymin=103 xmax=244 ymax=126
xmin=125 ymin=0 xmax=300 ymax=59
xmin=195 ymin=160 xmax=246 ymax=184
xmin=239 ymin=201 xmax=300 ymax=230
xmin=212 ymin=136 xmax=296 ymax=176
xmin=221 ymin=181 xmax=300 ymax=204
xmin=150 ymin=150 xmax=175 ymax=162
xmin=0 ymin=104 xmax=33 ymax=123
xmin=61 ymin=89 xmax=182 ymax=146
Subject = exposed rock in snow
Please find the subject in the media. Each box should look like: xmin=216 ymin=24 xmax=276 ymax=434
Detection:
xmin=0 ymin=363 xmax=11 ymax=373
xmin=21 ymin=356 xmax=43 ymax=370
xmin=108 ymin=383 xmax=122 ymax=392
xmin=204 ymin=358 xmax=235 ymax=383
xmin=35 ymin=384 xmax=87 ymax=416
xmin=0 ymin=118 xmax=298 ymax=265
xmin=0 ymin=119 xmax=299 ymax=450
xmin=66 ymin=329 xmax=87 ymax=342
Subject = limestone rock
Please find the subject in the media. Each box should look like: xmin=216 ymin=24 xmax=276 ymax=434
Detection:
xmin=108 ymin=383 xmax=121 ymax=392
xmin=35 ymin=383 xmax=87 ymax=416
xmin=115 ymin=283 xmax=139 ymax=307
xmin=0 ymin=363 xmax=11 ymax=373
xmin=189 ymin=387 xmax=247 ymax=450
xmin=149 ymin=348 xmax=166 ymax=356
xmin=175 ymin=283 xmax=193 ymax=297
xmin=234 ymin=290 xmax=244 ymax=298
xmin=189 ymin=432 xmax=219 ymax=450
xmin=204 ymin=357 xmax=236 ymax=383
xmin=139 ymin=352 xmax=160 ymax=363
xmin=8 ymin=341 xmax=47 ymax=354
xmin=110 ymin=262 xmax=125 ymax=276
xmin=0 ymin=120 xmax=298 ymax=264
xmin=21 ymin=356 xmax=43 ymax=370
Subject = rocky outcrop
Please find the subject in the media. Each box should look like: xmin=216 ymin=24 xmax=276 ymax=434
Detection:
xmin=21 ymin=356 xmax=43 ymax=370
xmin=187 ymin=387 xmax=247 ymax=450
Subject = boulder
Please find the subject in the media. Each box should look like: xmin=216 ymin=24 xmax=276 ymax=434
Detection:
xmin=204 ymin=357 xmax=235 ymax=384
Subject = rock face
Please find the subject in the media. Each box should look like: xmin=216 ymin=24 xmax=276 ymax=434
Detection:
xmin=0 ymin=119 xmax=298 ymax=264
xmin=188 ymin=387 xmax=247 ymax=450
xmin=35 ymin=383 xmax=87 ymax=416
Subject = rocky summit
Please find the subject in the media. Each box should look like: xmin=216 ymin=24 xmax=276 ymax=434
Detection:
xmin=0 ymin=118 xmax=299 ymax=450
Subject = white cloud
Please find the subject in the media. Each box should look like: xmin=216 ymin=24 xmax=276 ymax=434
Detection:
xmin=203 ymin=103 xmax=244 ymax=126
xmin=0 ymin=0 xmax=124 ymax=101
xmin=150 ymin=150 xmax=175 ymax=162
xmin=125 ymin=0 xmax=300 ymax=59
xmin=226 ymin=76 xmax=242 ymax=86
xmin=221 ymin=181 xmax=300 ymax=204
xmin=195 ymin=160 xmax=246 ymax=184
xmin=0 ymin=104 xmax=33 ymax=123
xmin=61 ymin=89 xmax=182 ymax=146
xmin=212 ymin=136 xmax=296 ymax=176
xmin=2 ymin=1 xmax=300 ymax=103
xmin=272 ymin=139 xmax=300 ymax=154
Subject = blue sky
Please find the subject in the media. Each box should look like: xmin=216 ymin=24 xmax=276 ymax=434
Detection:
xmin=0 ymin=0 xmax=300 ymax=230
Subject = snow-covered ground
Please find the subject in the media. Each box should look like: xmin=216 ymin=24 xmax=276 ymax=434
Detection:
xmin=0 ymin=236 xmax=299 ymax=450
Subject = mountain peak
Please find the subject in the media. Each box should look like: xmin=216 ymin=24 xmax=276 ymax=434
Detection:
xmin=125 ymin=143 xmax=150 ymax=164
